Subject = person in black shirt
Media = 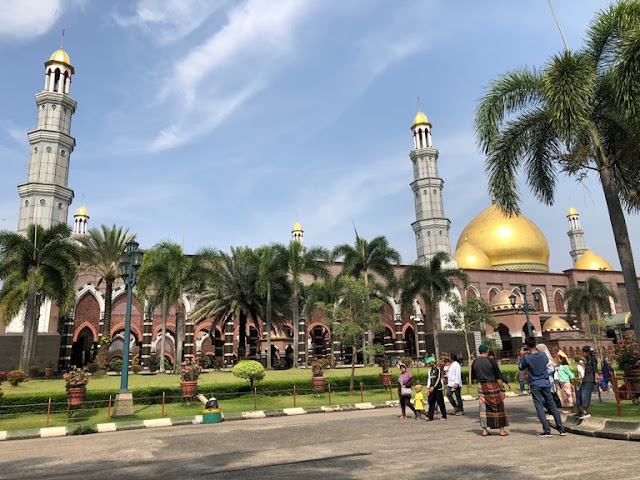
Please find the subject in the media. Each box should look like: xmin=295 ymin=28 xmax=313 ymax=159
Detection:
xmin=577 ymin=345 xmax=598 ymax=419
xmin=472 ymin=344 xmax=509 ymax=436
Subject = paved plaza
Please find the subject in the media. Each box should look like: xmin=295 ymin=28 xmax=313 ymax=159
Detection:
xmin=0 ymin=396 xmax=638 ymax=479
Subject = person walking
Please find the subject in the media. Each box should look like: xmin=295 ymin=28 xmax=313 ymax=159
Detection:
xmin=413 ymin=384 xmax=426 ymax=420
xmin=577 ymin=346 xmax=598 ymax=419
xmin=537 ymin=343 xmax=562 ymax=408
xmin=397 ymin=362 xmax=416 ymax=419
xmin=471 ymin=344 xmax=509 ymax=437
xmin=425 ymin=357 xmax=446 ymax=421
xmin=601 ymin=359 xmax=614 ymax=392
xmin=446 ymin=354 xmax=464 ymax=415
xmin=519 ymin=337 xmax=566 ymax=437
xmin=556 ymin=351 xmax=575 ymax=414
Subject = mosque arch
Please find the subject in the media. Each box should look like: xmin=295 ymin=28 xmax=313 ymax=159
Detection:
xmin=466 ymin=285 xmax=480 ymax=298
xmin=488 ymin=287 xmax=501 ymax=303
xmin=75 ymin=284 xmax=105 ymax=312
xmin=71 ymin=325 xmax=96 ymax=367
xmin=495 ymin=324 xmax=512 ymax=356
xmin=532 ymin=288 xmax=548 ymax=312
xmin=553 ymin=289 xmax=566 ymax=312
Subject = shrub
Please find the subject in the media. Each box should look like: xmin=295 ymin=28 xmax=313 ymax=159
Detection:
xmin=232 ymin=360 xmax=266 ymax=387
xmin=149 ymin=352 xmax=159 ymax=367
xmin=86 ymin=362 xmax=100 ymax=374
xmin=204 ymin=356 xmax=214 ymax=369
xmin=113 ymin=364 xmax=122 ymax=374
xmin=180 ymin=360 xmax=201 ymax=381
xmin=8 ymin=370 xmax=26 ymax=386
xmin=63 ymin=367 xmax=90 ymax=389
xmin=132 ymin=364 xmax=142 ymax=374
xmin=212 ymin=358 xmax=225 ymax=370
xmin=164 ymin=357 xmax=173 ymax=371
xmin=109 ymin=358 xmax=123 ymax=371
xmin=29 ymin=365 xmax=40 ymax=377
xmin=613 ymin=335 xmax=640 ymax=372
xmin=311 ymin=358 xmax=330 ymax=377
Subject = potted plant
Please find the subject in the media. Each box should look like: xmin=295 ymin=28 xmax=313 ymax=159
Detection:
xmin=45 ymin=361 xmax=55 ymax=379
xmin=311 ymin=358 xmax=330 ymax=392
xmin=179 ymin=359 xmax=201 ymax=398
xmin=376 ymin=357 xmax=392 ymax=388
xmin=64 ymin=366 xmax=90 ymax=408
xmin=29 ymin=365 xmax=40 ymax=378
xmin=613 ymin=334 xmax=640 ymax=395
xmin=149 ymin=352 xmax=159 ymax=373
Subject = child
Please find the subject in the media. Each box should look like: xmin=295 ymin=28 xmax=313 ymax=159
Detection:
xmin=413 ymin=384 xmax=426 ymax=420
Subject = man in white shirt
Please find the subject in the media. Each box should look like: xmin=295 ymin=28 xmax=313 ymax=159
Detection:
xmin=446 ymin=354 xmax=464 ymax=415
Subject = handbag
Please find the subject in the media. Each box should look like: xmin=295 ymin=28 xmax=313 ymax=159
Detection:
xmin=401 ymin=387 xmax=412 ymax=396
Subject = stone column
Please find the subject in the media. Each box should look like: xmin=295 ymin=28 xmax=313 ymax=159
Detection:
xmin=298 ymin=312 xmax=306 ymax=367
xmin=184 ymin=314 xmax=194 ymax=360
xmin=417 ymin=315 xmax=426 ymax=359
xmin=98 ymin=311 xmax=105 ymax=342
xmin=394 ymin=314 xmax=404 ymax=357
xmin=58 ymin=310 xmax=74 ymax=371
xmin=224 ymin=317 xmax=234 ymax=366
xmin=141 ymin=305 xmax=153 ymax=369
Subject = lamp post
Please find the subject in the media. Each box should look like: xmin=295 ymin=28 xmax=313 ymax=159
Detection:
xmin=113 ymin=240 xmax=143 ymax=417
xmin=509 ymin=284 xmax=541 ymax=339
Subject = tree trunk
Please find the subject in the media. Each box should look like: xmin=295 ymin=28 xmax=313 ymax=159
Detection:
xmin=266 ymin=284 xmax=272 ymax=369
xmin=238 ymin=311 xmax=247 ymax=358
xmin=19 ymin=266 xmax=38 ymax=372
xmin=293 ymin=288 xmax=299 ymax=368
xmin=174 ymin=303 xmax=184 ymax=373
xmin=103 ymin=281 xmax=113 ymax=340
xmin=431 ymin=304 xmax=440 ymax=360
xmin=28 ymin=297 xmax=42 ymax=368
xmin=350 ymin=348 xmax=356 ymax=395
xmin=160 ymin=298 xmax=167 ymax=373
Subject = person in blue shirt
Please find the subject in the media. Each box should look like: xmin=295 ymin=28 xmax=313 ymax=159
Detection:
xmin=519 ymin=337 xmax=566 ymax=437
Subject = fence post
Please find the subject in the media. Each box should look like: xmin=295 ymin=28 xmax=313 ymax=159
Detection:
xmin=360 ymin=382 xmax=363 ymax=403
xmin=162 ymin=391 xmax=165 ymax=418
xmin=390 ymin=383 xmax=393 ymax=401
xmin=46 ymin=398 xmax=51 ymax=427
xmin=611 ymin=370 xmax=622 ymax=418
xmin=107 ymin=395 xmax=112 ymax=421
xmin=254 ymin=387 xmax=257 ymax=411
xmin=293 ymin=385 xmax=297 ymax=408
xmin=328 ymin=383 xmax=332 ymax=406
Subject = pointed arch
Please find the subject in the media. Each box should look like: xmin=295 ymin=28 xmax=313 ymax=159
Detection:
xmin=75 ymin=284 xmax=105 ymax=313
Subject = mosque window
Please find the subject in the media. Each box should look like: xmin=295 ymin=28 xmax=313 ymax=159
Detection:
xmin=60 ymin=149 xmax=66 ymax=156
xmin=24 ymin=200 xmax=29 ymax=206
xmin=433 ymin=189 xmax=437 ymax=195
xmin=427 ymin=231 xmax=431 ymax=236
xmin=34 ymin=147 xmax=38 ymax=153
xmin=554 ymin=292 xmax=565 ymax=312
xmin=53 ymin=69 xmax=61 ymax=92
xmin=466 ymin=288 xmax=477 ymax=298
xmin=46 ymin=146 xmax=52 ymax=153
xmin=489 ymin=289 xmax=498 ymax=303
xmin=39 ymin=199 xmax=46 ymax=206
xmin=439 ymin=230 xmax=442 ymax=235
xmin=57 ymin=202 xmax=63 ymax=210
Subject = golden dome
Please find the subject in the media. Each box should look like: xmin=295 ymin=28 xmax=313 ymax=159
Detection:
xmin=542 ymin=315 xmax=572 ymax=332
xmin=573 ymin=249 xmax=613 ymax=271
xmin=453 ymin=240 xmax=492 ymax=270
xmin=567 ymin=206 xmax=578 ymax=216
xmin=49 ymin=48 xmax=70 ymax=65
xmin=456 ymin=204 xmax=550 ymax=272
xmin=292 ymin=222 xmax=303 ymax=232
xmin=491 ymin=289 xmax=521 ymax=310
xmin=411 ymin=111 xmax=431 ymax=129
xmin=75 ymin=205 xmax=88 ymax=217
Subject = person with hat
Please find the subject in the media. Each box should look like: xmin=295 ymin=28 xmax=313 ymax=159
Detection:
xmin=556 ymin=350 xmax=575 ymax=414
xmin=577 ymin=345 xmax=598 ymax=419
xmin=397 ymin=362 xmax=417 ymax=419
xmin=425 ymin=357 xmax=447 ymax=421
xmin=471 ymin=344 xmax=509 ymax=436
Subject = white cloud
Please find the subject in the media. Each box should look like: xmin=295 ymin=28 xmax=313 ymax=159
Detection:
xmin=0 ymin=0 xmax=62 ymax=40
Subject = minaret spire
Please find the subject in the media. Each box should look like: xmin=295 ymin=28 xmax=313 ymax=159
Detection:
xmin=567 ymin=206 xmax=587 ymax=263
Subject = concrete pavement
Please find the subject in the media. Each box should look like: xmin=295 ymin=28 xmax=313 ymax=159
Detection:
xmin=0 ymin=396 xmax=638 ymax=480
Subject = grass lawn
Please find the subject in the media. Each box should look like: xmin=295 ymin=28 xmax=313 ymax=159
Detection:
xmin=588 ymin=401 xmax=640 ymax=420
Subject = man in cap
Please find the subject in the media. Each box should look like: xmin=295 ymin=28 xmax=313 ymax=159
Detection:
xmin=577 ymin=345 xmax=598 ymax=419
xmin=471 ymin=344 xmax=509 ymax=436
xmin=425 ymin=357 xmax=447 ymax=421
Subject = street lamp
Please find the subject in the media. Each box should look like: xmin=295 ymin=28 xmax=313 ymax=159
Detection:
xmin=509 ymin=284 xmax=541 ymax=339
xmin=113 ymin=240 xmax=143 ymax=417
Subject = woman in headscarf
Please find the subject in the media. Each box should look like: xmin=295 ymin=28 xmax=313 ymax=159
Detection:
xmin=397 ymin=362 xmax=416 ymax=419
xmin=556 ymin=350 xmax=575 ymax=413
xmin=537 ymin=343 xmax=562 ymax=409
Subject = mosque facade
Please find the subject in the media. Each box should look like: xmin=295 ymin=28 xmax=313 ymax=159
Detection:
xmin=0 ymin=48 xmax=636 ymax=371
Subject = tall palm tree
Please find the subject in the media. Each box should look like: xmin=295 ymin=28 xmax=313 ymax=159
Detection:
xmin=304 ymin=273 xmax=343 ymax=367
xmin=0 ymin=223 xmax=78 ymax=371
xmin=566 ymin=276 xmax=617 ymax=361
xmin=284 ymin=241 xmax=329 ymax=367
xmin=77 ymin=224 xmax=134 ymax=341
xmin=475 ymin=2 xmax=640 ymax=342
xmin=192 ymin=247 xmax=263 ymax=359
xmin=399 ymin=251 xmax=468 ymax=359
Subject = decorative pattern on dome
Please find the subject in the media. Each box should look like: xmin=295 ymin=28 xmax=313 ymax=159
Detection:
xmin=542 ymin=315 xmax=572 ymax=332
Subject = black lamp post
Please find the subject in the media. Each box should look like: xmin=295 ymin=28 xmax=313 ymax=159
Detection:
xmin=113 ymin=240 xmax=142 ymax=417
xmin=509 ymin=284 xmax=542 ymax=339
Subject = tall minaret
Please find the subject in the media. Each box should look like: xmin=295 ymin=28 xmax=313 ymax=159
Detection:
xmin=567 ymin=206 xmax=587 ymax=263
xmin=291 ymin=222 xmax=304 ymax=246
xmin=409 ymin=111 xmax=452 ymax=265
xmin=72 ymin=205 xmax=89 ymax=238
xmin=17 ymin=47 xmax=76 ymax=235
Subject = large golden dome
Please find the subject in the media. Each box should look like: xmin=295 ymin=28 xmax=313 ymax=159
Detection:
xmin=573 ymin=249 xmax=613 ymax=271
xmin=542 ymin=315 xmax=572 ymax=332
xmin=455 ymin=204 xmax=549 ymax=272
xmin=453 ymin=240 xmax=492 ymax=270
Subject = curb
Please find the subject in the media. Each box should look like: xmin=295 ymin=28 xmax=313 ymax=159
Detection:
xmin=558 ymin=414 xmax=640 ymax=441
xmin=0 ymin=401 xmax=400 ymax=442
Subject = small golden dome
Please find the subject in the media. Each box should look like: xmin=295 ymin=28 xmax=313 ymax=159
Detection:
xmin=411 ymin=111 xmax=431 ymax=129
xmin=49 ymin=48 xmax=70 ymax=65
xmin=491 ymin=289 xmax=521 ymax=310
xmin=292 ymin=222 xmax=303 ymax=232
xmin=573 ymin=249 xmax=613 ymax=271
xmin=542 ymin=315 xmax=572 ymax=332
xmin=453 ymin=240 xmax=492 ymax=270
xmin=567 ymin=206 xmax=578 ymax=216
xmin=75 ymin=205 xmax=88 ymax=217
xmin=456 ymin=204 xmax=549 ymax=272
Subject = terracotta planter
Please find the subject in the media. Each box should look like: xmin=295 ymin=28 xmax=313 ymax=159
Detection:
xmin=67 ymin=387 xmax=86 ymax=407
xmin=379 ymin=372 xmax=393 ymax=387
xmin=45 ymin=368 xmax=54 ymax=379
xmin=624 ymin=369 xmax=640 ymax=397
xmin=180 ymin=381 xmax=198 ymax=398
xmin=312 ymin=376 xmax=326 ymax=392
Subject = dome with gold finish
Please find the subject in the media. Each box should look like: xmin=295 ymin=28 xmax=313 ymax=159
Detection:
xmin=453 ymin=239 xmax=492 ymax=270
xmin=74 ymin=205 xmax=88 ymax=218
xmin=567 ymin=206 xmax=578 ymax=216
xmin=411 ymin=111 xmax=431 ymax=129
xmin=49 ymin=48 xmax=71 ymax=65
xmin=455 ymin=203 xmax=550 ymax=272
xmin=491 ymin=289 xmax=521 ymax=310
xmin=292 ymin=222 xmax=303 ymax=232
xmin=573 ymin=249 xmax=613 ymax=271
xmin=542 ymin=315 xmax=572 ymax=332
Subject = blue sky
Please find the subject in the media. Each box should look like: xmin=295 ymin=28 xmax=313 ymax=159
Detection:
xmin=1 ymin=0 xmax=638 ymax=272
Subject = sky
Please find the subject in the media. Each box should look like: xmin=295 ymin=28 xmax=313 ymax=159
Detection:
xmin=0 ymin=0 xmax=638 ymax=273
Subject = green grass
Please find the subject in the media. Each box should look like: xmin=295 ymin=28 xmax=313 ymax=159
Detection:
xmin=588 ymin=401 xmax=640 ymax=420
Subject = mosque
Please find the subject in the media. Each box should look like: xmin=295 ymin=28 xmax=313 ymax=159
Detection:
xmin=0 ymin=47 xmax=635 ymax=371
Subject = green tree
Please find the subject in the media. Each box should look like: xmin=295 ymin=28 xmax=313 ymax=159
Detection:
xmin=304 ymin=272 xmax=343 ymax=368
xmin=316 ymin=276 xmax=384 ymax=394
xmin=566 ymin=276 xmax=617 ymax=362
xmin=399 ymin=251 xmax=468 ymax=359
xmin=475 ymin=2 xmax=640 ymax=342
xmin=0 ymin=224 xmax=78 ymax=371
xmin=446 ymin=295 xmax=496 ymax=389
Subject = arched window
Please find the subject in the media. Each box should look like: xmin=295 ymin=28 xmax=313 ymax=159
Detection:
xmin=466 ymin=287 xmax=477 ymax=298
xmin=489 ymin=289 xmax=498 ymax=303
xmin=554 ymin=292 xmax=565 ymax=312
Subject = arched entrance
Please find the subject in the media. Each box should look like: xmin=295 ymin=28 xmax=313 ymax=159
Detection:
xmin=309 ymin=324 xmax=330 ymax=358
xmin=496 ymin=324 xmax=512 ymax=356
xmin=71 ymin=326 xmax=96 ymax=367
xmin=373 ymin=326 xmax=394 ymax=357
xmin=404 ymin=326 xmax=416 ymax=358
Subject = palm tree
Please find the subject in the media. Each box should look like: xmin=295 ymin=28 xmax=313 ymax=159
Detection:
xmin=77 ymin=224 xmax=134 ymax=341
xmin=399 ymin=251 xmax=468 ymax=359
xmin=284 ymin=241 xmax=329 ymax=367
xmin=304 ymin=273 xmax=343 ymax=367
xmin=475 ymin=2 xmax=640 ymax=342
xmin=0 ymin=223 xmax=78 ymax=371
xmin=566 ymin=276 xmax=617 ymax=361
xmin=192 ymin=247 xmax=263 ymax=360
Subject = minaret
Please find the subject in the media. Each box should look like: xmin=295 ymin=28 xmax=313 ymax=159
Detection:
xmin=409 ymin=111 xmax=452 ymax=265
xmin=72 ymin=205 xmax=89 ymax=238
xmin=567 ymin=206 xmax=587 ymax=264
xmin=17 ymin=47 xmax=77 ymax=235
xmin=292 ymin=222 xmax=304 ymax=246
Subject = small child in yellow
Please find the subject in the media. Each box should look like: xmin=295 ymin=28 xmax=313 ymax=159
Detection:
xmin=413 ymin=384 xmax=426 ymax=420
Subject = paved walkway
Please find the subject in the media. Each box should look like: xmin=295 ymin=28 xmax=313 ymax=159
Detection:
xmin=0 ymin=396 xmax=638 ymax=479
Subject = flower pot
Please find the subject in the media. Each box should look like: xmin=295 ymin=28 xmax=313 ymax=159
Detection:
xmin=180 ymin=381 xmax=198 ymax=398
xmin=67 ymin=387 xmax=86 ymax=407
xmin=45 ymin=368 xmax=54 ymax=379
xmin=149 ymin=364 xmax=157 ymax=373
xmin=624 ymin=369 xmax=640 ymax=397
xmin=379 ymin=372 xmax=393 ymax=387
xmin=312 ymin=376 xmax=326 ymax=392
